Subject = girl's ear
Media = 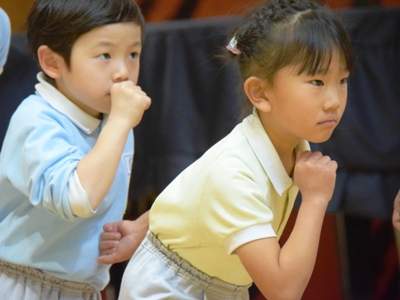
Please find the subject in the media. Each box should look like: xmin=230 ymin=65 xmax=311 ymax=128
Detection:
xmin=37 ymin=45 xmax=63 ymax=79
xmin=243 ymin=76 xmax=272 ymax=112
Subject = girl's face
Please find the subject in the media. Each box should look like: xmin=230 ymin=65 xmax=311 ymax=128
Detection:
xmin=262 ymin=49 xmax=349 ymax=145
xmin=53 ymin=22 xmax=142 ymax=119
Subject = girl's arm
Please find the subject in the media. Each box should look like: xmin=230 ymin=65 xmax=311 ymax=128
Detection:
xmin=392 ymin=189 xmax=400 ymax=232
xmin=237 ymin=150 xmax=336 ymax=300
xmin=98 ymin=210 xmax=149 ymax=264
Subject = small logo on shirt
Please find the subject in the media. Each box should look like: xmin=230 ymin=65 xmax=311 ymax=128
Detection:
xmin=123 ymin=154 xmax=133 ymax=175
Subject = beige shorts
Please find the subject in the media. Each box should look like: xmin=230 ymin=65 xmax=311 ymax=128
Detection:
xmin=0 ymin=259 xmax=101 ymax=300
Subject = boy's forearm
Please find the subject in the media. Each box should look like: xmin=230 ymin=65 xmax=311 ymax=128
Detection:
xmin=77 ymin=117 xmax=132 ymax=209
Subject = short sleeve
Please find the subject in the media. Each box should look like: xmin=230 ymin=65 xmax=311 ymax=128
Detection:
xmin=198 ymin=154 xmax=275 ymax=248
xmin=223 ymin=223 xmax=276 ymax=254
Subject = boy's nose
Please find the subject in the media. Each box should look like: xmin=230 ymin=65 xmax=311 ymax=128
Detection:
xmin=112 ymin=62 xmax=129 ymax=82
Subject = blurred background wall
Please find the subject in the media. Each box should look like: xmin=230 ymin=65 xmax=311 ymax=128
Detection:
xmin=0 ymin=1 xmax=399 ymax=300
xmin=0 ymin=0 xmax=399 ymax=32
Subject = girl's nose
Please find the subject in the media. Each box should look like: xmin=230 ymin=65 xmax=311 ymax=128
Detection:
xmin=323 ymin=88 xmax=342 ymax=111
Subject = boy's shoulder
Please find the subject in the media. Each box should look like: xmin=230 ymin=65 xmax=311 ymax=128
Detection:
xmin=10 ymin=93 xmax=67 ymax=128
xmin=13 ymin=93 xmax=50 ymax=115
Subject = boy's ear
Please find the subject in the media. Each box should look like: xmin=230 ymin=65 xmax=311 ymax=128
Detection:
xmin=37 ymin=45 xmax=63 ymax=79
xmin=243 ymin=76 xmax=272 ymax=112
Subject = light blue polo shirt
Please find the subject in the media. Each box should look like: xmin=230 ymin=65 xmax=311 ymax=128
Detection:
xmin=0 ymin=72 xmax=134 ymax=290
xmin=0 ymin=7 xmax=11 ymax=74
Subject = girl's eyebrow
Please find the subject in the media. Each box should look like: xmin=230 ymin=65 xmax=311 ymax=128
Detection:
xmin=314 ymin=68 xmax=330 ymax=75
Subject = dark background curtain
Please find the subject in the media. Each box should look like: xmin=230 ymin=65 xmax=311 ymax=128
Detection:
xmin=0 ymin=3 xmax=399 ymax=300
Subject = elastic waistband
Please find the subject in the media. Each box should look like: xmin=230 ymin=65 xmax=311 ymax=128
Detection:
xmin=0 ymin=259 xmax=98 ymax=296
xmin=146 ymin=231 xmax=250 ymax=297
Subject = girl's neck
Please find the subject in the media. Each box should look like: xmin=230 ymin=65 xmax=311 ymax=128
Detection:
xmin=280 ymin=149 xmax=296 ymax=177
xmin=257 ymin=111 xmax=299 ymax=177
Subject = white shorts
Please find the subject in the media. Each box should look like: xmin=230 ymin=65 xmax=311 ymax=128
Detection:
xmin=119 ymin=231 xmax=250 ymax=300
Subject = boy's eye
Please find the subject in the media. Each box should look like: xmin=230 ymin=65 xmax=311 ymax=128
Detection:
xmin=340 ymin=78 xmax=348 ymax=85
xmin=310 ymin=80 xmax=324 ymax=86
xmin=99 ymin=53 xmax=111 ymax=59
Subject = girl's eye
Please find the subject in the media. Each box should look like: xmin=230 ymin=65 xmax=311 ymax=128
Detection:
xmin=310 ymin=80 xmax=324 ymax=87
xmin=340 ymin=78 xmax=348 ymax=85
xmin=130 ymin=52 xmax=139 ymax=59
xmin=99 ymin=53 xmax=111 ymax=60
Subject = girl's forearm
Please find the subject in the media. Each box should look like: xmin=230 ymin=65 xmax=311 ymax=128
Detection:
xmin=278 ymin=197 xmax=329 ymax=296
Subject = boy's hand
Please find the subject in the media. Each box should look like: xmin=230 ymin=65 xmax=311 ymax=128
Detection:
xmin=110 ymin=81 xmax=151 ymax=128
xmin=392 ymin=189 xmax=400 ymax=232
xmin=293 ymin=150 xmax=337 ymax=204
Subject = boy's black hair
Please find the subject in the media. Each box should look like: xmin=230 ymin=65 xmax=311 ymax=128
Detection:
xmin=27 ymin=0 xmax=145 ymax=68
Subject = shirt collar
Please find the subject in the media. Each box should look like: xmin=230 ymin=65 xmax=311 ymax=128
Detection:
xmin=35 ymin=72 xmax=101 ymax=134
xmin=243 ymin=108 xmax=310 ymax=195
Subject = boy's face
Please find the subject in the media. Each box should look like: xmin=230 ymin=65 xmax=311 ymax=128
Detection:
xmin=54 ymin=22 xmax=142 ymax=118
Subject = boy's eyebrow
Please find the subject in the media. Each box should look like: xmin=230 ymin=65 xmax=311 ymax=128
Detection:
xmin=94 ymin=41 xmax=142 ymax=48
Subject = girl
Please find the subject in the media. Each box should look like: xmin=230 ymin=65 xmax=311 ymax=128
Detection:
xmin=109 ymin=0 xmax=354 ymax=299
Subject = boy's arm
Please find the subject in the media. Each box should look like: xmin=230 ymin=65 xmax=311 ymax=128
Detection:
xmin=77 ymin=82 xmax=150 ymax=210
xmin=98 ymin=210 xmax=149 ymax=264
xmin=392 ymin=189 xmax=400 ymax=232
xmin=236 ymin=151 xmax=335 ymax=300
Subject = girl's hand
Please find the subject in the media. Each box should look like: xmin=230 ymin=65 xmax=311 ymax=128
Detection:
xmin=98 ymin=211 xmax=149 ymax=264
xmin=98 ymin=220 xmax=138 ymax=264
xmin=293 ymin=150 xmax=337 ymax=204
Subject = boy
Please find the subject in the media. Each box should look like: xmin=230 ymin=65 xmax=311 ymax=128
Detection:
xmin=0 ymin=7 xmax=10 ymax=75
xmin=0 ymin=0 xmax=150 ymax=299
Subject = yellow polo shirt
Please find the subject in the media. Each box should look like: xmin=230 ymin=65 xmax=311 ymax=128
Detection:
xmin=150 ymin=109 xmax=310 ymax=286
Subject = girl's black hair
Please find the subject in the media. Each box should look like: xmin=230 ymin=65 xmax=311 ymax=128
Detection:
xmin=228 ymin=0 xmax=354 ymax=84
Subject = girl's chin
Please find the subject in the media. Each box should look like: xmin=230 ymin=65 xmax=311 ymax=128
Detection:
xmin=308 ymin=135 xmax=333 ymax=144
